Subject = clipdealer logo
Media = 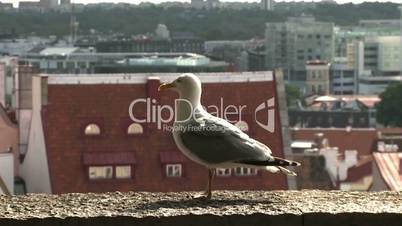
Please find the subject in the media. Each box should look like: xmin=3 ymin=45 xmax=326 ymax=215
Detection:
xmin=128 ymin=97 xmax=275 ymax=132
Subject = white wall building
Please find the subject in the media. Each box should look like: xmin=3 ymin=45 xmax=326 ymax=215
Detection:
xmin=261 ymin=0 xmax=274 ymax=11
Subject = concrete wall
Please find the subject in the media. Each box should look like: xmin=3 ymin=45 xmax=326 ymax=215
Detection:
xmin=0 ymin=191 xmax=401 ymax=226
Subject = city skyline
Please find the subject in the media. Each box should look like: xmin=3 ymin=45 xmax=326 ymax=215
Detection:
xmin=2 ymin=0 xmax=401 ymax=7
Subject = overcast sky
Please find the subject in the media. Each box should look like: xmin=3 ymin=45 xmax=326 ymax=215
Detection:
xmin=2 ymin=0 xmax=401 ymax=7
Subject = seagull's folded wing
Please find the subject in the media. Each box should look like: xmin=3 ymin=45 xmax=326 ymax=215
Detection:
xmin=179 ymin=116 xmax=274 ymax=165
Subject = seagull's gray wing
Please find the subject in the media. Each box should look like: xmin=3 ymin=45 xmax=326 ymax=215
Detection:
xmin=178 ymin=115 xmax=274 ymax=165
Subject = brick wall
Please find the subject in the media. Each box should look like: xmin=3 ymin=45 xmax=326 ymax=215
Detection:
xmin=42 ymin=79 xmax=287 ymax=194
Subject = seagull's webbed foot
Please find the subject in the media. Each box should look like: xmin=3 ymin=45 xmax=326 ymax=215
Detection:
xmin=192 ymin=193 xmax=210 ymax=200
xmin=192 ymin=168 xmax=215 ymax=200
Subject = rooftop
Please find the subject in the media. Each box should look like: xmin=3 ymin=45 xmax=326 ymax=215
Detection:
xmin=373 ymin=153 xmax=402 ymax=191
xmin=44 ymin=71 xmax=274 ymax=85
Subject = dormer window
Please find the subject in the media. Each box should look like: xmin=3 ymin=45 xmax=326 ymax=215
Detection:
xmin=127 ymin=123 xmax=143 ymax=135
xmin=84 ymin=123 xmax=101 ymax=135
xmin=234 ymin=121 xmax=249 ymax=132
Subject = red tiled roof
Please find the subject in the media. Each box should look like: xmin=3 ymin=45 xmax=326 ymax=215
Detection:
xmin=373 ymin=152 xmax=402 ymax=191
xmin=82 ymin=152 xmax=136 ymax=165
xmin=291 ymin=128 xmax=377 ymax=155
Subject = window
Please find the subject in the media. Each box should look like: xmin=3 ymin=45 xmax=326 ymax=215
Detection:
xmin=127 ymin=123 xmax=143 ymax=135
xmin=166 ymin=164 xmax=182 ymax=177
xmin=84 ymin=123 xmax=101 ymax=135
xmin=89 ymin=166 xmax=113 ymax=179
xmin=116 ymin=165 xmax=132 ymax=179
xmin=235 ymin=167 xmax=257 ymax=176
xmin=216 ymin=168 xmax=231 ymax=177
xmin=234 ymin=121 xmax=249 ymax=132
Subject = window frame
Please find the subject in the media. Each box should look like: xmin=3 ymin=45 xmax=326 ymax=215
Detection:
xmin=84 ymin=123 xmax=102 ymax=136
xmin=127 ymin=122 xmax=144 ymax=136
xmin=165 ymin=164 xmax=183 ymax=178
xmin=234 ymin=167 xmax=258 ymax=177
xmin=216 ymin=168 xmax=232 ymax=177
xmin=87 ymin=165 xmax=134 ymax=181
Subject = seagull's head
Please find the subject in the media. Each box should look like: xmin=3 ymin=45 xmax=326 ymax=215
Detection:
xmin=158 ymin=73 xmax=202 ymax=105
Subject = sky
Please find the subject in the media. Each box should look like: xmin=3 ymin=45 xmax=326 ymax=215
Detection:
xmin=2 ymin=0 xmax=401 ymax=7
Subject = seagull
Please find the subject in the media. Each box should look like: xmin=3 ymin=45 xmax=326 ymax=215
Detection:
xmin=159 ymin=73 xmax=300 ymax=199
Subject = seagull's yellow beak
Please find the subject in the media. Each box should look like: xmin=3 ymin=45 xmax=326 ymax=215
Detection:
xmin=158 ymin=82 xmax=175 ymax=91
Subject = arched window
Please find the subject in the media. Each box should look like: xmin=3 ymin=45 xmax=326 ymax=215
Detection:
xmin=127 ymin=123 xmax=144 ymax=135
xmin=84 ymin=123 xmax=101 ymax=135
xmin=234 ymin=121 xmax=249 ymax=132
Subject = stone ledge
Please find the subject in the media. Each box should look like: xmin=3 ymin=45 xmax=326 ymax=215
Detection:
xmin=0 ymin=190 xmax=401 ymax=226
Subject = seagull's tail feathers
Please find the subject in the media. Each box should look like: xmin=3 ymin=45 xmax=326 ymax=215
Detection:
xmin=264 ymin=166 xmax=297 ymax=176
xmin=238 ymin=157 xmax=301 ymax=167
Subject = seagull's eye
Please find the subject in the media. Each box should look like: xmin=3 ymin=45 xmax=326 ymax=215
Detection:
xmin=177 ymin=79 xmax=182 ymax=83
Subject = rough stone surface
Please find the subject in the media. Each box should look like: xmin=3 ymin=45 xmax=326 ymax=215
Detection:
xmin=0 ymin=190 xmax=401 ymax=226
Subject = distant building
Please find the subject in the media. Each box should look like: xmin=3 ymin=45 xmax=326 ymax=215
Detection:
xmin=265 ymin=16 xmax=334 ymax=88
xmin=20 ymin=72 xmax=289 ymax=193
xmin=330 ymin=57 xmax=355 ymax=94
xmin=290 ymin=128 xmax=376 ymax=191
xmin=305 ymin=60 xmax=330 ymax=96
xmin=288 ymin=94 xmax=380 ymax=128
xmin=359 ymin=19 xmax=401 ymax=28
xmin=40 ymin=0 xmax=58 ymax=10
xmin=247 ymin=48 xmax=266 ymax=72
xmin=345 ymin=36 xmax=402 ymax=94
xmin=95 ymin=35 xmax=204 ymax=54
xmin=0 ymin=2 xmax=13 ymax=11
xmin=18 ymin=1 xmax=42 ymax=12
xmin=261 ymin=0 xmax=274 ymax=11
xmin=205 ymin=40 xmax=249 ymax=71
xmin=20 ymin=47 xmax=229 ymax=74
xmin=359 ymin=76 xmax=402 ymax=95
xmin=0 ymin=57 xmax=18 ymax=107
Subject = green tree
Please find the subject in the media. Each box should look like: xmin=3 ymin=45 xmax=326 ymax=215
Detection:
xmin=285 ymin=84 xmax=301 ymax=107
xmin=376 ymin=83 xmax=402 ymax=127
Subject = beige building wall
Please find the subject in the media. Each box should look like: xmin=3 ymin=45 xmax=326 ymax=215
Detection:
xmin=305 ymin=63 xmax=330 ymax=96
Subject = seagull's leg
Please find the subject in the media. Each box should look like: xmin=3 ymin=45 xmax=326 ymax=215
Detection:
xmin=205 ymin=168 xmax=215 ymax=199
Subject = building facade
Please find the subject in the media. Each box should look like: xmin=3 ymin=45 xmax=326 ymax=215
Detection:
xmin=21 ymin=72 xmax=289 ymax=194
xmin=305 ymin=60 xmax=330 ymax=96
xmin=330 ymin=57 xmax=356 ymax=94
xmin=265 ymin=16 xmax=334 ymax=88
xmin=20 ymin=48 xmax=229 ymax=74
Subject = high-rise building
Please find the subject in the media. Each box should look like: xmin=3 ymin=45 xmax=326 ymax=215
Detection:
xmin=346 ymin=36 xmax=402 ymax=94
xmin=261 ymin=0 xmax=274 ymax=11
xmin=265 ymin=16 xmax=334 ymax=88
